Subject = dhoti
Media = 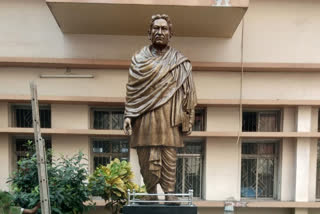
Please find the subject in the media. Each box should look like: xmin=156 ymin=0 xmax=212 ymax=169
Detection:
xmin=137 ymin=146 xmax=177 ymax=193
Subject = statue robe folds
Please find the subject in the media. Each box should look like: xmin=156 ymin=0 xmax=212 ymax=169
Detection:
xmin=124 ymin=46 xmax=197 ymax=192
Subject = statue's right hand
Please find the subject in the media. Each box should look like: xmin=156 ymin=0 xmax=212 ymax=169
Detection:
xmin=123 ymin=117 xmax=132 ymax=136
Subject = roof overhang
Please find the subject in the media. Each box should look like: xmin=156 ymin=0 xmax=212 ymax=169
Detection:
xmin=46 ymin=0 xmax=249 ymax=37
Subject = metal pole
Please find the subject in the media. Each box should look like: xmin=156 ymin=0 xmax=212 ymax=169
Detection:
xmin=127 ymin=189 xmax=131 ymax=205
xmin=30 ymin=81 xmax=51 ymax=214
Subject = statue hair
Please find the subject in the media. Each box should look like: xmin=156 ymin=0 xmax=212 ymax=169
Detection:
xmin=148 ymin=14 xmax=173 ymax=37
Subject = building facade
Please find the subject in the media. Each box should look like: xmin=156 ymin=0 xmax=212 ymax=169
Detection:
xmin=0 ymin=0 xmax=320 ymax=214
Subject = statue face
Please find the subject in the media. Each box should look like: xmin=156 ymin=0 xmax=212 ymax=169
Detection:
xmin=150 ymin=19 xmax=170 ymax=47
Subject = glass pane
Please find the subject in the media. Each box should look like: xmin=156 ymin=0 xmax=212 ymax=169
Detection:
xmin=241 ymin=159 xmax=257 ymax=198
xmin=177 ymin=147 xmax=184 ymax=154
xmin=120 ymin=157 xmax=129 ymax=162
xmin=193 ymin=109 xmax=205 ymax=131
xmin=111 ymin=111 xmax=124 ymax=130
xmin=184 ymin=157 xmax=201 ymax=197
xmin=15 ymin=106 xmax=50 ymax=128
xmin=185 ymin=142 xmax=202 ymax=154
xmin=259 ymin=112 xmax=278 ymax=132
xmin=242 ymin=112 xmax=257 ymax=132
xmin=92 ymin=139 xmax=129 ymax=169
xmin=120 ymin=142 xmax=129 ymax=153
xmin=93 ymin=111 xmax=109 ymax=129
xmin=257 ymin=159 xmax=274 ymax=198
xmin=40 ymin=109 xmax=51 ymax=128
xmin=258 ymin=143 xmax=275 ymax=155
xmin=112 ymin=142 xmax=120 ymax=153
xmin=242 ymin=143 xmax=257 ymax=155
xmin=16 ymin=108 xmax=33 ymax=128
xmin=93 ymin=140 xmax=110 ymax=153
xmin=94 ymin=157 xmax=110 ymax=169
xmin=16 ymin=138 xmax=32 ymax=152
xmin=175 ymin=158 xmax=184 ymax=194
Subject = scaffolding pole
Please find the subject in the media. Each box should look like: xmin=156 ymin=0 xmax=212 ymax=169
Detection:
xmin=30 ymin=81 xmax=51 ymax=214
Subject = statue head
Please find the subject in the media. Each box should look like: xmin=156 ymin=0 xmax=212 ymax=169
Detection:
xmin=148 ymin=14 xmax=172 ymax=48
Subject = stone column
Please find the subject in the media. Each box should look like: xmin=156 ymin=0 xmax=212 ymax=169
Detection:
xmin=295 ymin=106 xmax=312 ymax=202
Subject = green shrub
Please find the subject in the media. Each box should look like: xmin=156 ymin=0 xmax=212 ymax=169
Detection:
xmin=8 ymin=142 xmax=93 ymax=214
xmin=88 ymin=159 xmax=145 ymax=214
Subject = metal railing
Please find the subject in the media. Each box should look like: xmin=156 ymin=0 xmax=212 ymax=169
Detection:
xmin=127 ymin=189 xmax=194 ymax=206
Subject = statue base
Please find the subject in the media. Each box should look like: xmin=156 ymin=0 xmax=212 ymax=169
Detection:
xmin=123 ymin=204 xmax=197 ymax=214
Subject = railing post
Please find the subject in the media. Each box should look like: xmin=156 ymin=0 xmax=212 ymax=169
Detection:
xmin=132 ymin=189 xmax=136 ymax=205
xmin=127 ymin=189 xmax=131 ymax=205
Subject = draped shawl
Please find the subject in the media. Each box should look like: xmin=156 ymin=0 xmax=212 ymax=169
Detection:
xmin=125 ymin=46 xmax=197 ymax=128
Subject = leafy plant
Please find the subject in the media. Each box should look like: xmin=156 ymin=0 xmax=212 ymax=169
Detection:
xmin=8 ymin=141 xmax=93 ymax=214
xmin=88 ymin=159 xmax=145 ymax=214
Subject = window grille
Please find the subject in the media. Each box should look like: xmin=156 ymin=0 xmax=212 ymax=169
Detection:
xmin=176 ymin=140 xmax=204 ymax=198
xmin=14 ymin=136 xmax=52 ymax=164
xmin=12 ymin=104 xmax=51 ymax=128
xmin=91 ymin=138 xmax=129 ymax=170
xmin=242 ymin=110 xmax=280 ymax=132
xmin=316 ymin=142 xmax=320 ymax=198
xmin=92 ymin=109 xmax=124 ymax=130
xmin=241 ymin=141 xmax=279 ymax=199
xmin=193 ymin=108 xmax=206 ymax=131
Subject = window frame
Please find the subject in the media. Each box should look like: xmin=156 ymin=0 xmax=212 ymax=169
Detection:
xmin=12 ymin=135 xmax=52 ymax=170
xmin=193 ymin=108 xmax=207 ymax=132
xmin=242 ymin=108 xmax=282 ymax=132
xmin=240 ymin=139 xmax=280 ymax=200
xmin=176 ymin=138 xmax=205 ymax=199
xmin=90 ymin=137 xmax=130 ymax=173
xmin=90 ymin=107 xmax=124 ymax=130
xmin=11 ymin=103 xmax=51 ymax=128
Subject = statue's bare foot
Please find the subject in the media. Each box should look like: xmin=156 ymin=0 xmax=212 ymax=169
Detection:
xmin=138 ymin=195 xmax=159 ymax=205
xmin=165 ymin=194 xmax=180 ymax=205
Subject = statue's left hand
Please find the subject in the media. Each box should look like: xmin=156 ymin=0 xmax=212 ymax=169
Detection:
xmin=185 ymin=123 xmax=192 ymax=136
xmin=123 ymin=117 xmax=132 ymax=136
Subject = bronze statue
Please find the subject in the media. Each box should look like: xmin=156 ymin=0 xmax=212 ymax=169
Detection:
xmin=124 ymin=14 xmax=197 ymax=202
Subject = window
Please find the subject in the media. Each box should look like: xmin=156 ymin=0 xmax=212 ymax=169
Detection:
xmin=91 ymin=138 xmax=129 ymax=170
xmin=13 ymin=136 xmax=52 ymax=166
xmin=316 ymin=142 xmax=320 ymax=198
xmin=242 ymin=110 xmax=281 ymax=132
xmin=92 ymin=108 xmax=124 ymax=130
xmin=12 ymin=104 xmax=51 ymax=128
xmin=176 ymin=140 xmax=204 ymax=198
xmin=241 ymin=141 xmax=279 ymax=199
xmin=193 ymin=108 xmax=206 ymax=131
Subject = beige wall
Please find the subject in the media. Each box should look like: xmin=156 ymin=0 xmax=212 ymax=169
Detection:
xmin=283 ymin=107 xmax=297 ymax=132
xmin=207 ymin=107 xmax=240 ymax=132
xmin=205 ymin=138 xmax=241 ymax=200
xmin=0 ymin=102 xmax=8 ymax=128
xmin=1 ymin=0 xmax=320 ymax=212
xmin=129 ymin=148 xmax=142 ymax=186
xmin=52 ymin=104 xmax=89 ymax=129
xmin=1 ymin=0 xmax=320 ymax=64
xmin=0 ymin=134 xmax=10 ymax=191
xmin=280 ymin=138 xmax=296 ymax=201
xmin=309 ymin=139 xmax=318 ymax=201
xmin=3 ymin=69 xmax=320 ymax=102
xmin=52 ymin=135 xmax=89 ymax=162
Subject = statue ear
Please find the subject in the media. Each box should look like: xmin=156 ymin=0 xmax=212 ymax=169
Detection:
xmin=148 ymin=31 xmax=151 ymax=41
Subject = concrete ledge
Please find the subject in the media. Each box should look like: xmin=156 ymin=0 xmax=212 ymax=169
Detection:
xmin=1 ymin=128 xmax=320 ymax=138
